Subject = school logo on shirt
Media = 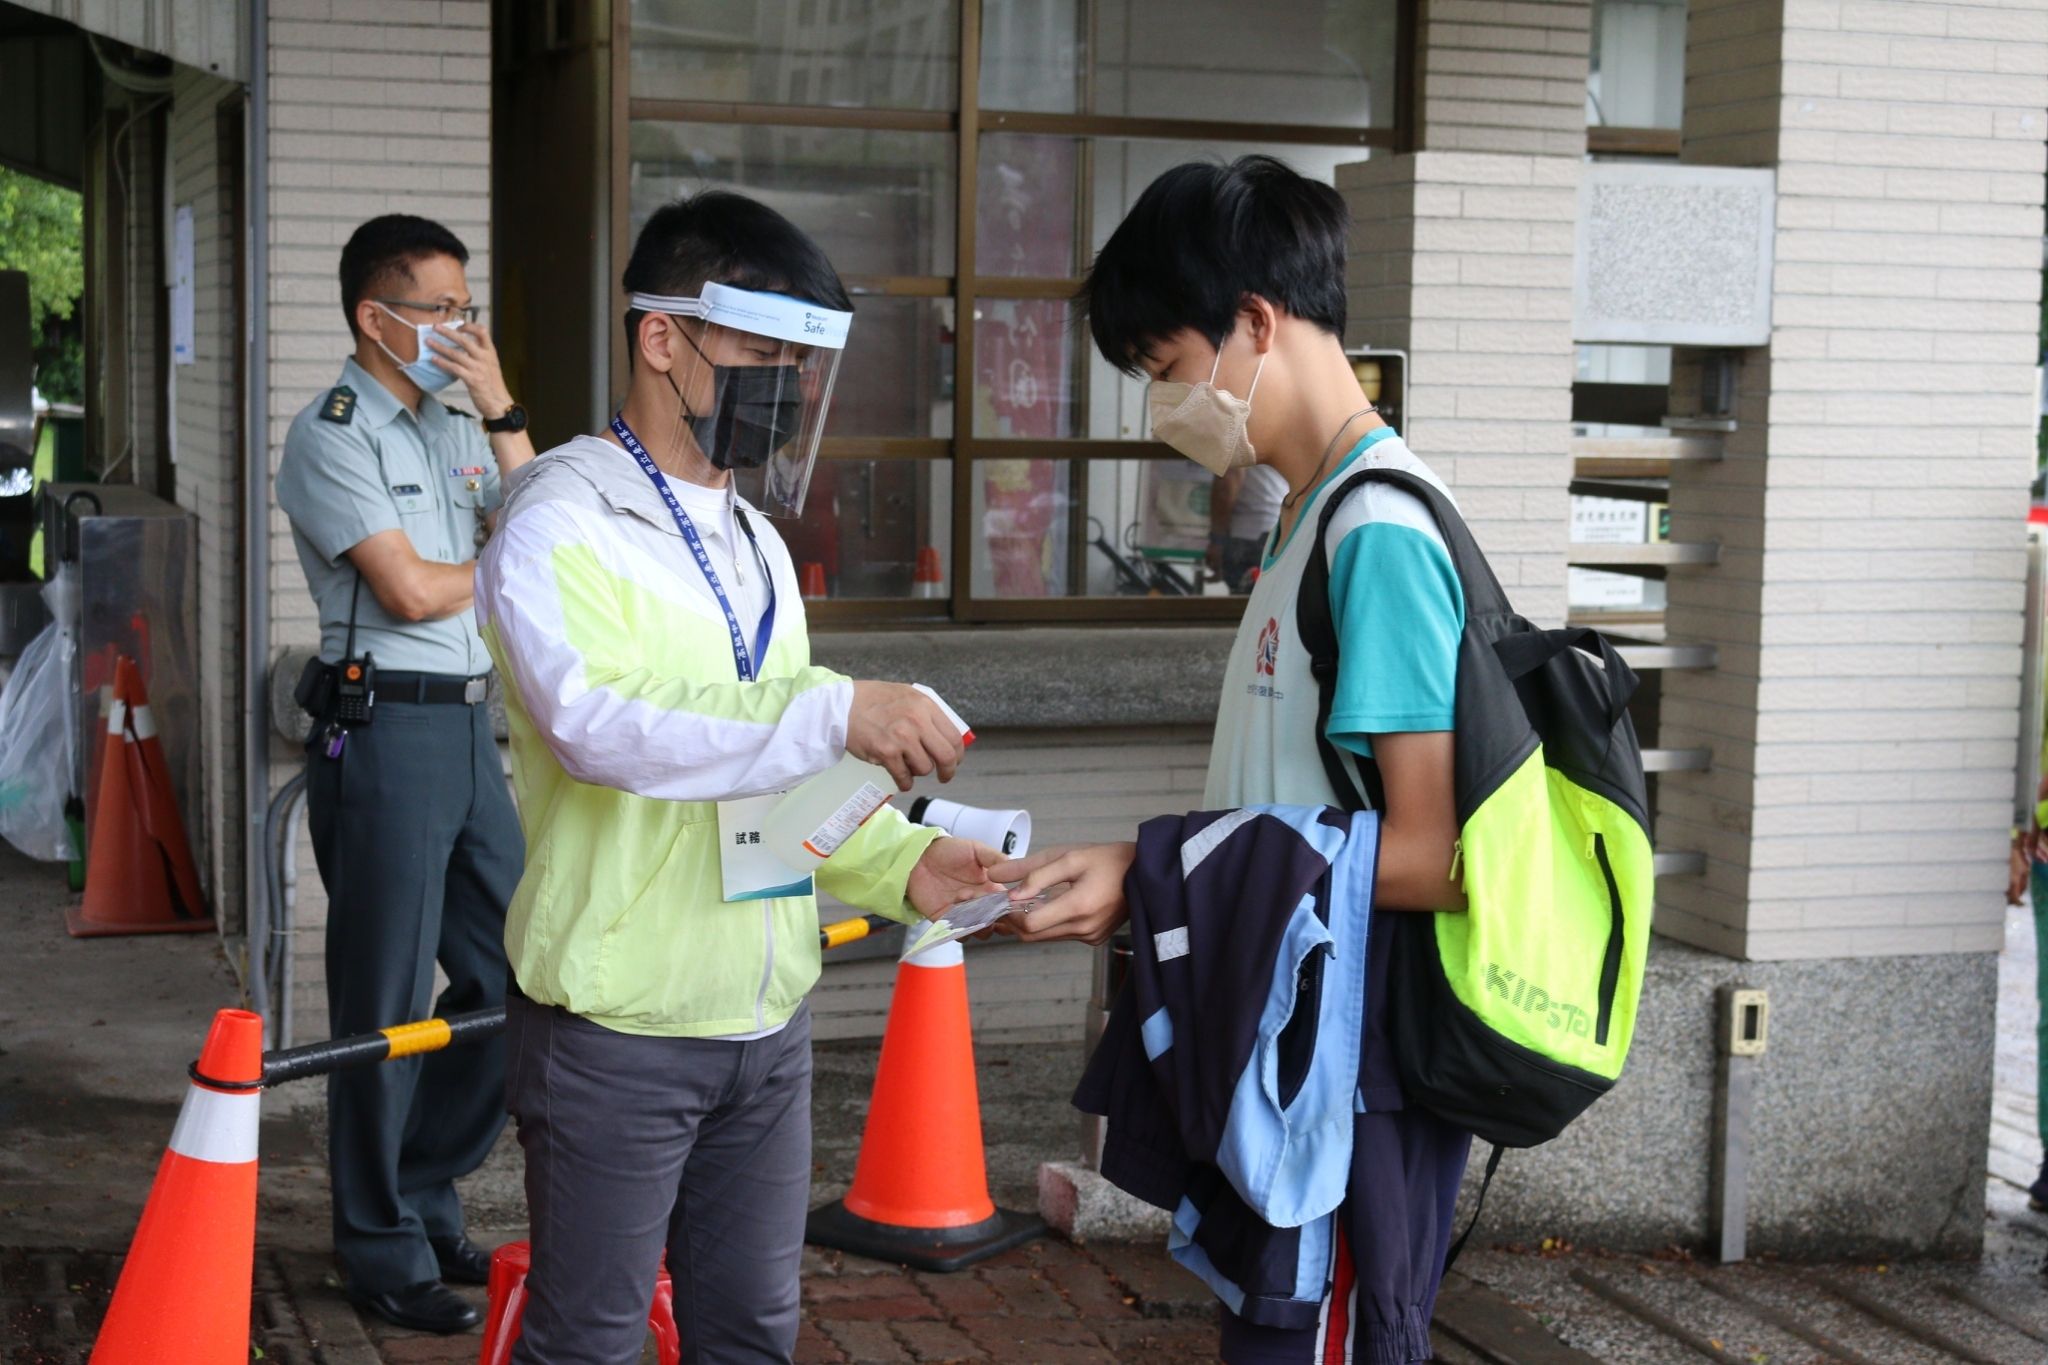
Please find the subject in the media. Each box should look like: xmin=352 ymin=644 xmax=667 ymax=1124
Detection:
xmin=1254 ymin=617 xmax=1279 ymax=677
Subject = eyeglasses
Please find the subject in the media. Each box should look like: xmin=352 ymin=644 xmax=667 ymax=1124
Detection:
xmin=377 ymin=298 xmax=482 ymax=326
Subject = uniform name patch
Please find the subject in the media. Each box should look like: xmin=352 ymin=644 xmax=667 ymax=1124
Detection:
xmin=390 ymin=483 xmax=424 ymax=496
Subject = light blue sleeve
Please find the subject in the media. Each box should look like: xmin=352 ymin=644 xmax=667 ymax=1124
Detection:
xmin=1325 ymin=522 xmax=1464 ymax=757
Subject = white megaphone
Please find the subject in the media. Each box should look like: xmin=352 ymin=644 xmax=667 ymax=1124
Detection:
xmin=907 ymin=796 xmax=1032 ymax=858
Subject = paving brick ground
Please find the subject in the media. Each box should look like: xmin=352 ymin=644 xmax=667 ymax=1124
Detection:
xmin=330 ymin=1237 xmax=1217 ymax=1365
xmin=13 ymin=838 xmax=2048 ymax=1365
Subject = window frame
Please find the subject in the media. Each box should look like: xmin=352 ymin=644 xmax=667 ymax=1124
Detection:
xmin=612 ymin=0 xmax=1419 ymax=625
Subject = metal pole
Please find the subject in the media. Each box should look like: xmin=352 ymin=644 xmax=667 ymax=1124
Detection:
xmin=261 ymin=771 xmax=304 ymax=1049
xmin=1710 ymin=985 xmax=1768 ymax=1263
xmin=820 ymin=913 xmax=892 ymax=951
xmin=261 ymin=1006 xmax=506 ymax=1086
xmin=2015 ymin=532 xmax=2046 ymax=831
xmin=241 ymin=0 xmax=273 ymax=1041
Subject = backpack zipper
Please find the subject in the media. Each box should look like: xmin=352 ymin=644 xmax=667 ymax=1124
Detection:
xmin=1591 ymin=832 xmax=1624 ymax=1047
xmin=1447 ymin=838 xmax=1463 ymax=884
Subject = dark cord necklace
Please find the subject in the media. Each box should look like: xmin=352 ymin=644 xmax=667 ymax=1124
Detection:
xmin=1282 ymin=404 xmax=1379 ymax=515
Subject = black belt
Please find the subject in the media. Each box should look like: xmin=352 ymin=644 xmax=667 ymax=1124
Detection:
xmin=378 ymin=671 xmax=490 ymax=705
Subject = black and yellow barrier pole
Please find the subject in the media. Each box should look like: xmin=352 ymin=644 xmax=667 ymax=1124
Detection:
xmin=261 ymin=923 xmax=892 ymax=1085
xmin=819 ymin=914 xmax=893 ymax=951
xmin=261 ymin=1007 xmax=507 ymax=1086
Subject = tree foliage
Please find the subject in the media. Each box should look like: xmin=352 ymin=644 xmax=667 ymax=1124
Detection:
xmin=0 ymin=167 xmax=85 ymax=404
xmin=0 ymin=167 xmax=84 ymax=333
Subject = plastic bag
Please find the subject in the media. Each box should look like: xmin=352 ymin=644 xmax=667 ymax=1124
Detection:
xmin=0 ymin=614 xmax=75 ymax=861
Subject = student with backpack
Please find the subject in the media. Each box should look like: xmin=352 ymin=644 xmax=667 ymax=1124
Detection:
xmin=995 ymin=155 xmax=1652 ymax=1364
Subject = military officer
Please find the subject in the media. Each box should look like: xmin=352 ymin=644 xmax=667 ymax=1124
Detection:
xmin=275 ymin=214 xmax=535 ymax=1336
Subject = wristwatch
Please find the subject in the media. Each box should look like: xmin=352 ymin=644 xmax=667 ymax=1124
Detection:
xmin=482 ymin=403 xmax=528 ymax=435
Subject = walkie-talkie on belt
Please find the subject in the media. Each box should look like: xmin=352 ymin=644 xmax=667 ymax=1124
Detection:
xmin=322 ymin=575 xmax=376 ymax=759
xmin=333 ymin=656 xmax=375 ymax=725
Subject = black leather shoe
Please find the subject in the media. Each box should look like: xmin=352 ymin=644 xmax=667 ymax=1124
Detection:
xmin=429 ymin=1234 xmax=495 ymax=1286
xmin=349 ymin=1279 xmax=481 ymax=1334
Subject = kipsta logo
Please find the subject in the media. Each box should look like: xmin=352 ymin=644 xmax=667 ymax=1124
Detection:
xmin=1254 ymin=618 xmax=1279 ymax=677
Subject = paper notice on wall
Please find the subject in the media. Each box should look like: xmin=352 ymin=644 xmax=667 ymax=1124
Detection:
xmin=170 ymin=205 xmax=195 ymax=366
xmin=1569 ymin=566 xmax=1647 ymax=610
xmin=1569 ymin=495 xmax=1649 ymax=544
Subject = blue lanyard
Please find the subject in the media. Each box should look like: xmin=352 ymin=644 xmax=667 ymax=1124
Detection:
xmin=610 ymin=414 xmax=776 ymax=682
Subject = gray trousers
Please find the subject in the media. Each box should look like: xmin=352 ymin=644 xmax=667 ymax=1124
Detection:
xmin=505 ymin=995 xmax=814 ymax=1365
xmin=306 ymin=697 xmax=519 ymax=1294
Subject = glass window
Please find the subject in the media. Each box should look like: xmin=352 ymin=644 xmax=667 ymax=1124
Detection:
xmin=980 ymin=0 xmax=1398 ymax=127
xmin=624 ymin=0 xmax=1404 ymax=617
xmin=974 ymin=136 xmax=1083 ymax=277
xmin=632 ymin=0 xmax=959 ymax=109
xmin=970 ymin=297 xmax=1084 ymax=440
xmin=784 ymin=460 xmax=953 ymax=600
xmin=978 ymin=133 xmax=1369 ymax=280
xmin=969 ymin=458 xmax=1228 ymax=599
xmin=832 ymin=298 xmax=955 ymax=439
xmin=1588 ymin=0 xmax=1686 ymax=131
xmin=629 ymin=122 xmax=957 ymax=276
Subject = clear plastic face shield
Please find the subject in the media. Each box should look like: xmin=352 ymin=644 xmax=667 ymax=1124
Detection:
xmin=629 ymin=282 xmax=852 ymax=517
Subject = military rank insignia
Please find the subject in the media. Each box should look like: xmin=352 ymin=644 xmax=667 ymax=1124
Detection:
xmin=319 ymin=385 xmax=357 ymax=424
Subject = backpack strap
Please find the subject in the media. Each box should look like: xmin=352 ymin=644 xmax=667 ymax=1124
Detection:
xmin=1443 ymin=1143 xmax=1505 ymax=1274
xmin=1494 ymin=626 xmax=1640 ymax=730
xmin=1296 ymin=463 xmax=1507 ymax=813
xmin=1295 ymin=473 xmax=1385 ymax=814
xmin=1321 ymin=465 xmax=1513 ymax=617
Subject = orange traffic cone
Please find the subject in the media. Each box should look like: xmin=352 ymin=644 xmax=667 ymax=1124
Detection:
xmin=805 ymin=940 xmax=1045 ymax=1270
xmin=67 ymin=655 xmax=211 ymax=937
xmin=800 ymin=562 xmax=828 ymax=598
xmin=92 ymin=1008 xmax=263 ymax=1364
xmin=913 ymin=545 xmax=944 ymax=599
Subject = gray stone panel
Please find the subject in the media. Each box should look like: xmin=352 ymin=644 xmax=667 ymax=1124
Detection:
xmin=1572 ymin=164 xmax=1776 ymax=347
xmin=1473 ymin=936 xmax=1996 ymax=1259
xmin=807 ymin=627 xmax=1234 ymax=730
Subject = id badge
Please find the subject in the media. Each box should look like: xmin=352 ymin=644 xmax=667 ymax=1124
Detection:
xmin=717 ymin=794 xmax=814 ymax=903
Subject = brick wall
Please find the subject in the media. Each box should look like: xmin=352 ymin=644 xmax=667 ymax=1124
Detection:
xmin=264 ymin=0 xmax=493 ymax=655
xmin=1339 ymin=1 xmax=1589 ymax=630
xmin=262 ymin=0 xmax=494 ymax=986
xmin=1419 ymin=0 xmax=1594 ymax=156
xmin=1342 ymin=152 xmax=1579 ymax=629
xmin=1660 ymin=0 xmax=2048 ymax=959
xmin=167 ymin=68 xmax=245 ymax=923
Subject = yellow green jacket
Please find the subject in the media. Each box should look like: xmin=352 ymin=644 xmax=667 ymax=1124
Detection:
xmin=474 ymin=435 xmax=937 ymax=1037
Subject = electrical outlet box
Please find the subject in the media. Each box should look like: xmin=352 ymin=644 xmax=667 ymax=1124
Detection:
xmin=1723 ymin=986 xmax=1768 ymax=1057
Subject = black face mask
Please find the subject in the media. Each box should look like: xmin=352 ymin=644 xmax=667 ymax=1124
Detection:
xmin=670 ymin=327 xmax=803 ymax=470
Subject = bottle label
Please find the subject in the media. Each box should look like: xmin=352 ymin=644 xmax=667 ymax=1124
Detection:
xmin=802 ymin=782 xmax=893 ymax=859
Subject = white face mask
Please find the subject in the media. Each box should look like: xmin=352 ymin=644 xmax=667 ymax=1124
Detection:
xmin=372 ymin=304 xmax=460 ymax=393
xmin=1146 ymin=339 xmax=1266 ymax=477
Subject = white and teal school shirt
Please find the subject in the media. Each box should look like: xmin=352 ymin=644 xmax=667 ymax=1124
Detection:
xmin=1203 ymin=427 xmax=1464 ymax=809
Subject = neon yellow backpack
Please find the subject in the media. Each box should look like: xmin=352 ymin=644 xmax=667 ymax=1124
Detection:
xmin=1297 ymin=468 xmax=1655 ymax=1151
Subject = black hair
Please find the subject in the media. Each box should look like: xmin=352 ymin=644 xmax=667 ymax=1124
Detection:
xmin=621 ymin=190 xmax=854 ymax=365
xmin=337 ymin=214 xmax=469 ymax=337
xmin=1081 ymin=155 xmax=1349 ymax=374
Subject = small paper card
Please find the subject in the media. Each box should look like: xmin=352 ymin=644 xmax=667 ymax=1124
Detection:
xmin=718 ymin=794 xmax=815 ymax=903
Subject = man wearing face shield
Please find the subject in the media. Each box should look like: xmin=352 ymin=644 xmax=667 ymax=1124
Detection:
xmin=275 ymin=215 xmax=536 ymax=1334
xmin=473 ymin=191 xmax=1001 ymax=1364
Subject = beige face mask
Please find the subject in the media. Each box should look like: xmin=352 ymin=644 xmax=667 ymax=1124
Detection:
xmin=1146 ymin=340 xmax=1267 ymax=477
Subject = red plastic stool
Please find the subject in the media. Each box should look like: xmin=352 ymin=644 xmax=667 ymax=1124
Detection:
xmin=477 ymin=1239 xmax=681 ymax=1365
